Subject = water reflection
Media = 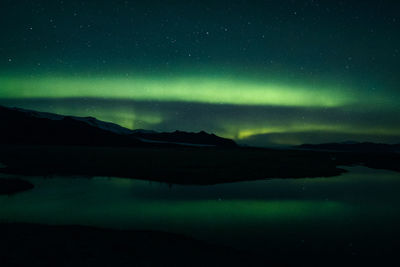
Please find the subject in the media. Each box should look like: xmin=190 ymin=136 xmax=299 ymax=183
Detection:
xmin=0 ymin=166 xmax=399 ymax=251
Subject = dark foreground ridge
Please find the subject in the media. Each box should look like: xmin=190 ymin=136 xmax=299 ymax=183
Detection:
xmin=1 ymin=222 xmax=398 ymax=267
xmin=0 ymin=223 xmax=265 ymax=267
xmin=0 ymin=145 xmax=347 ymax=184
xmin=0 ymin=178 xmax=34 ymax=195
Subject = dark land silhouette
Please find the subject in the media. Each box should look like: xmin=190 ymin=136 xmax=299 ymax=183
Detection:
xmin=1 ymin=106 xmax=400 ymax=267
xmin=0 ymin=105 xmax=399 ymax=185
xmin=130 ymin=129 xmax=237 ymax=147
xmin=0 ymin=178 xmax=34 ymax=195
xmin=0 ymin=223 xmax=266 ymax=267
xmin=1 ymin=222 xmax=398 ymax=267
xmin=297 ymin=142 xmax=400 ymax=153
xmin=0 ymin=105 xmax=236 ymax=148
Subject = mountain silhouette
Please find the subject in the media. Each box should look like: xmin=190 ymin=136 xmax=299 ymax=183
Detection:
xmin=297 ymin=142 xmax=400 ymax=153
xmin=0 ymin=106 xmax=236 ymax=148
xmin=130 ymin=130 xmax=237 ymax=147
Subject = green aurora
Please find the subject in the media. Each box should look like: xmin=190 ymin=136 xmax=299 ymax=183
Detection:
xmin=1 ymin=72 xmax=399 ymax=146
xmin=0 ymin=74 xmax=352 ymax=107
xmin=0 ymin=0 xmax=399 ymax=146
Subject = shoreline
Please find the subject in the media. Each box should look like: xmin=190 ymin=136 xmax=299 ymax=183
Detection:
xmin=0 ymin=144 xmax=348 ymax=185
xmin=0 ymin=178 xmax=34 ymax=195
xmin=0 ymin=144 xmax=398 ymax=185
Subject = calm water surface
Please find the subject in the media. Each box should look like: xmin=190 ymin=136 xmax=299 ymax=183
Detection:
xmin=1 ymin=166 xmax=399 ymax=253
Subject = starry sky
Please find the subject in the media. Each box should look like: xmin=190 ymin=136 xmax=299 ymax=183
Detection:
xmin=0 ymin=0 xmax=399 ymax=146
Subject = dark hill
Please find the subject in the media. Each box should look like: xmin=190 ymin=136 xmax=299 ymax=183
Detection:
xmin=0 ymin=106 xmax=143 ymax=147
xmin=130 ymin=130 xmax=237 ymax=147
xmin=297 ymin=142 xmax=400 ymax=152
xmin=0 ymin=106 xmax=236 ymax=148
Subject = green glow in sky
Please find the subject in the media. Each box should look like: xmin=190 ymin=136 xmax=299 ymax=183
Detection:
xmin=0 ymin=1 xmax=399 ymax=146
xmin=0 ymin=73 xmax=399 ymax=145
xmin=235 ymin=124 xmax=400 ymax=140
xmin=0 ymin=74 xmax=353 ymax=107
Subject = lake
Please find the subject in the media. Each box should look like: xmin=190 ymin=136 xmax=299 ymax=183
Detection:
xmin=1 ymin=166 xmax=399 ymax=260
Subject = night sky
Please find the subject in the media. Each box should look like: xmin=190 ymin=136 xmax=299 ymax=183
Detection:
xmin=1 ymin=0 xmax=399 ymax=146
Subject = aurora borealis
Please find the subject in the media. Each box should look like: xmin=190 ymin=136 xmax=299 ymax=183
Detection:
xmin=1 ymin=0 xmax=399 ymax=146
